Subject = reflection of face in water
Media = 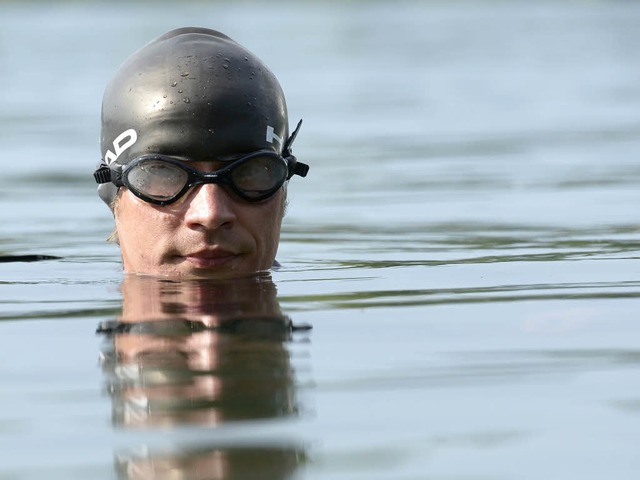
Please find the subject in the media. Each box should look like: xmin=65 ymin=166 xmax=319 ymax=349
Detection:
xmin=114 ymin=446 xmax=306 ymax=480
xmin=97 ymin=274 xmax=308 ymax=479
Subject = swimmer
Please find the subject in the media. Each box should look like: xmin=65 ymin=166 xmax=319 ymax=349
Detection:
xmin=94 ymin=27 xmax=308 ymax=279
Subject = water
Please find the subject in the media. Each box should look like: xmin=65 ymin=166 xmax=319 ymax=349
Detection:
xmin=1 ymin=1 xmax=640 ymax=478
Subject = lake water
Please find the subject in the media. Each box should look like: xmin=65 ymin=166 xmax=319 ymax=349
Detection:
xmin=1 ymin=1 xmax=640 ymax=478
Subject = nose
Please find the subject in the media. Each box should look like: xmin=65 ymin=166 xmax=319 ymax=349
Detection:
xmin=183 ymin=183 xmax=237 ymax=231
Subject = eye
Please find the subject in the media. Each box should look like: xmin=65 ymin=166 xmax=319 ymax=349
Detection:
xmin=127 ymin=160 xmax=189 ymax=200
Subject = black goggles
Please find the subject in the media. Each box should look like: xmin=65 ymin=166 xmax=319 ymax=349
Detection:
xmin=94 ymin=121 xmax=308 ymax=206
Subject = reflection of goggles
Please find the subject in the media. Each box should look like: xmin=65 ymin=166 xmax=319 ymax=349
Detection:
xmin=96 ymin=317 xmax=312 ymax=338
xmin=94 ymin=120 xmax=308 ymax=206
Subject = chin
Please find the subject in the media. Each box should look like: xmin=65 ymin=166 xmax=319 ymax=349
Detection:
xmin=128 ymin=264 xmax=259 ymax=280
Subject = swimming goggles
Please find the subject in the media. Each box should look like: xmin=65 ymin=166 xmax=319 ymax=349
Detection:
xmin=94 ymin=120 xmax=308 ymax=206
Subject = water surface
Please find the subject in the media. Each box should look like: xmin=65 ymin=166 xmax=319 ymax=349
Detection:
xmin=1 ymin=1 xmax=639 ymax=478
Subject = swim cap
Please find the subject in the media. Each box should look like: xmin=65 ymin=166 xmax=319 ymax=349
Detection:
xmin=98 ymin=27 xmax=292 ymax=207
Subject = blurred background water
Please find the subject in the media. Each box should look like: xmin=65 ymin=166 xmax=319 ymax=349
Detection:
xmin=0 ymin=0 xmax=640 ymax=478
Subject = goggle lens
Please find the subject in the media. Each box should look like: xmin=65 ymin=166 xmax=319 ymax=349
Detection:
xmin=126 ymin=159 xmax=189 ymax=202
xmin=230 ymin=155 xmax=288 ymax=199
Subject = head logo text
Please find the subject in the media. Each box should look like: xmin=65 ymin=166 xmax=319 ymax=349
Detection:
xmin=105 ymin=129 xmax=138 ymax=164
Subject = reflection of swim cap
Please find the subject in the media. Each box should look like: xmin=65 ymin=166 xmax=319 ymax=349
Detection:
xmin=98 ymin=27 xmax=291 ymax=207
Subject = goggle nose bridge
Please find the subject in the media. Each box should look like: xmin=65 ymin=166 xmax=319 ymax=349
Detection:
xmin=181 ymin=167 xmax=241 ymax=194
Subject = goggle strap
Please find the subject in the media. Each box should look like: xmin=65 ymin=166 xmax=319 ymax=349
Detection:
xmin=282 ymin=119 xmax=309 ymax=179
xmin=293 ymin=160 xmax=310 ymax=178
xmin=93 ymin=164 xmax=111 ymax=184
xmin=94 ymin=163 xmax=124 ymax=186
xmin=285 ymin=154 xmax=309 ymax=179
xmin=283 ymin=118 xmax=303 ymax=156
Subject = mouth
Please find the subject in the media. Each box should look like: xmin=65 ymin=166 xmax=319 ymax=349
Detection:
xmin=182 ymin=249 xmax=239 ymax=269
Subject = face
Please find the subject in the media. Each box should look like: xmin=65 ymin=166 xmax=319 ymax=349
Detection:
xmin=114 ymin=160 xmax=286 ymax=279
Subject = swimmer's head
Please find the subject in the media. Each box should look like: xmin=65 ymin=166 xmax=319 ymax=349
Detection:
xmin=98 ymin=27 xmax=293 ymax=207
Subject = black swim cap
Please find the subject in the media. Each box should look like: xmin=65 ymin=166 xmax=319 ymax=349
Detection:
xmin=98 ymin=27 xmax=292 ymax=207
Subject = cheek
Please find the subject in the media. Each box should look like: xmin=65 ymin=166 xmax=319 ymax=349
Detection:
xmin=252 ymin=194 xmax=286 ymax=248
xmin=115 ymin=192 xmax=176 ymax=253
